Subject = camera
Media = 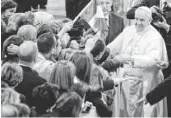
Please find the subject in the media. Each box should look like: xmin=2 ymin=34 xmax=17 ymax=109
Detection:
xmin=163 ymin=2 xmax=171 ymax=17
xmin=82 ymin=101 xmax=93 ymax=113
xmin=152 ymin=7 xmax=164 ymax=22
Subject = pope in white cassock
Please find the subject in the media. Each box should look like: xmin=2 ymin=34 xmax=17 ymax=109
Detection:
xmin=107 ymin=6 xmax=168 ymax=117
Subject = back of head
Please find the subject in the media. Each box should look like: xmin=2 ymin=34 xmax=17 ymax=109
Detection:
xmin=34 ymin=12 xmax=54 ymax=28
xmin=37 ymin=32 xmax=56 ymax=54
xmin=1 ymin=88 xmax=21 ymax=105
xmin=1 ymin=104 xmax=19 ymax=117
xmin=37 ymin=24 xmax=53 ymax=38
xmin=70 ymin=51 xmax=92 ymax=84
xmin=54 ymin=91 xmax=82 ymax=117
xmin=90 ymin=65 xmax=104 ymax=91
xmin=48 ymin=20 xmax=63 ymax=34
xmin=49 ymin=60 xmax=76 ymax=91
xmin=17 ymin=25 xmax=37 ymax=42
xmin=1 ymin=0 xmax=18 ymax=13
xmin=2 ymin=35 xmax=24 ymax=62
xmin=32 ymin=83 xmax=60 ymax=114
xmin=1 ymin=62 xmax=23 ymax=88
xmin=18 ymin=41 xmax=38 ymax=63
xmin=96 ymin=47 xmax=110 ymax=64
xmin=11 ymin=103 xmax=30 ymax=117
xmin=90 ymin=39 xmax=105 ymax=58
xmin=102 ymin=59 xmax=120 ymax=72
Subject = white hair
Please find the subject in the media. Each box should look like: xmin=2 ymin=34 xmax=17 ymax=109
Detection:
xmin=136 ymin=6 xmax=152 ymax=21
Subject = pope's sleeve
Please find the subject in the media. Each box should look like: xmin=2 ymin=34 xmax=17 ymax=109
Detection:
xmin=106 ymin=30 xmax=124 ymax=57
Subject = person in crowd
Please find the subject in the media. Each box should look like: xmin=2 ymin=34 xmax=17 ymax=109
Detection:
xmin=96 ymin=47 xmax=110 ymax=65
xmin=1 ymin=0 xmax=18 ymax=27
xmin=98 ymin=0 xmax=124 ymax=45
xmin=70 ymin=51 xmax=92 ymax=84
xmin=48 ymin=91 xmax=82 ymax=117
xmin=48 ymin=20 xmax=64 ymax=35
xmin=2 ymin=35 xmax=24 ymax=63
xmin=1 ymin=62 xmax=23 ymax=88
xmin=126 ymin=0 xmax=171 ymax=116
xmin=102 ymin=59 xmax=120 ymax=73
xmin=107 ymin=6 xmax=168 ymax=117
xmin=84 ymin=36 xmax=97 ymax=54
xmin=11 ymin=103 xmax=31 ymax=117
xmin=137 ymin=75 xmax=171 ymax=117
xmin=126 ymin=0 xmax=161 ymax=19
xmin=34 ymin=12 xmax=54 ymax=29
xmin=32 ymin=83 xmax=60 ymax=116
xmin=17 ymin=25 xmax=37 ymax=42
xmin=1 ymin=0 xmax=18 ymax=48
xmin=6 ymin=12 xmax=34 ymax=35
xmin=15 ymin=41 xmax=46 ymax=107
xmin=58 ymin=48 xmax=76 ymax=61
xmin=87 ymin=64 xmax=113 ymax=117
xmin=1 ymin=88 xmax=22 ymax=105
xmin=49 ymin=60 xmax=76 ymax=92
xmin=1 ymin=104 xmax=19 ymax=117
xmin=33 ymin=32 xmax=60 ymax=81
xmin=36 ymin=24 xmax=53 ymax=38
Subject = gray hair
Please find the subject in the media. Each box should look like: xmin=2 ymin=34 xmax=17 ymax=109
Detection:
xmin=136 ymin=6 xmax=152 ymax=22
xmin=18 ymin=41 xmax=38 ymax=63
xmin=17 ymin=25 xmax=37 ymax=42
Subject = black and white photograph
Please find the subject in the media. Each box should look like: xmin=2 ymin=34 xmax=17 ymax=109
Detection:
xmin=1 ymin=0 xmax=171 ymax=117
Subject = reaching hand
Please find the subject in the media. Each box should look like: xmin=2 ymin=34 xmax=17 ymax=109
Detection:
xmin=62 ymin=21 xmax=74 ymax=33
xmin=153 ymin=16 xmax=170 ymax=32
xmin=156 ymin=61 xmax=169 ymax=69
xmin=7 ymin=44 xmax=19 ymax=55
xmin=110 ymin=73 xmax=129 ymax=85
xmin=136 ymin=96 xmax=148 ymax=106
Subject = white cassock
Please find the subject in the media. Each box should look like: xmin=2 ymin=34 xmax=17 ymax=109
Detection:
xmin=107 ymin=25 xmax=168 ymax=117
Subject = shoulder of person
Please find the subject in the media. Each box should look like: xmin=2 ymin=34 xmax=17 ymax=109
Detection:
xmin=110 ymin=12 xmax=123 ymax=20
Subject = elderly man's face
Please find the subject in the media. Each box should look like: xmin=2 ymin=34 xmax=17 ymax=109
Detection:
xmin=99 ymin=0 xmax=112 ymax=16
xmin=135 ymin=10 xmax=151 ymax=32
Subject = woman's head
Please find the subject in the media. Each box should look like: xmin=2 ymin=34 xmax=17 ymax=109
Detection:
xmin=1 ymin=62 xmax=23 ymax=88
xmin=1 ymin=0 xmax=17 ymax=19
xmin=90 ymin=64 xmax=105 ymax=91
xmin=54 ymin=91 xmax=82 ymax=117
xmin=49 ymin=60 xmax=76 ymax=91
xmin=32 ymin=83 xmax=60 ymax=114
xmin=70 ymin=51 xmax=92 ymax=84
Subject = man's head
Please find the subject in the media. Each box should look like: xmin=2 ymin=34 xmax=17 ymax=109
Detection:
xmin=98 ymin=0 xmax=113 ymax=16
xmin=17 ymin=25 xmax=37 ymax=42
xmin=135 ymin=6 xmax=152 ymax=32
xmin=18 ymin=41 xmax=38 ymax=63
xmin=37 ymin=32 xmax=59 ymax=58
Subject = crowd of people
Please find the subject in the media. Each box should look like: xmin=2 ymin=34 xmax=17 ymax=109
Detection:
xmin=1 ymin=0 xmax=171 ymax=117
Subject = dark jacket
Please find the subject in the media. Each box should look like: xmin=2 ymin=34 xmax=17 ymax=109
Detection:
xmin=146 ymin=75 xmax=171 ymax=117
xmin=126 ymin=0 xmax=160 ymax=19
xmin=15 ymin=65 xmax=46 ymax=107
xmin=105 ymin=13 xmax=124 ymax=45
